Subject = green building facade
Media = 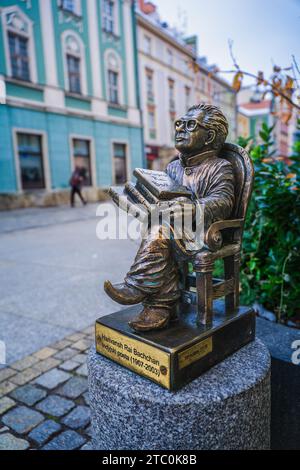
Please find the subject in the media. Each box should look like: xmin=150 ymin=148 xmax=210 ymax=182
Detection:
xmin=0 ymin=0 xmax=144 ymax=196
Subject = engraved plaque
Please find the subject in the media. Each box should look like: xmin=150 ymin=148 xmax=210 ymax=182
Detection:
xmin=95 ymin=302 xmax=256 ymax=391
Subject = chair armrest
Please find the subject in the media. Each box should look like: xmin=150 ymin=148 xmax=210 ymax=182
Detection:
xmin=205 ymin=219 xmax=244 ymax=251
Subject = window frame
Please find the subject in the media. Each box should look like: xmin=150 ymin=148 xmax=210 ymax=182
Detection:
xmin=1 ymin=6 xmax=38 ymax=84
xmin=8 ymin=31 xmax=30 ymax=82
xmin=59 ymin=0 xmax=82 ymax=17
xmin=111 ymin=141 xmax=130 ymax=186
xmin=108 ymin=69 xmax=119 ymax=105
xmin=69 ymin=134 xmax=96 ymax=188
xmin=105 ymin=49 xmax=124 ymax=106
xmin=62 ymin=30 xmax=87 ymax=96
xmin=12 ymin=128 xmax=51 ymax=193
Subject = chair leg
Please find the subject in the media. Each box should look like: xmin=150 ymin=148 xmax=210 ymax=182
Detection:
xmin=195 ymin=261 xmax=214 ymax=326
xmin=224 ymin=253 xmax=240 ymax=313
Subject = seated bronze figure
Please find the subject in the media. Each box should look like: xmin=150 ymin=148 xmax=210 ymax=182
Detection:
xmin=104 ymin=103 xmax=252 ymax=333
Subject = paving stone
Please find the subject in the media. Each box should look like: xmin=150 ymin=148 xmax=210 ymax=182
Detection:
xmin=0 ymin=397 xmax=15 ymax=415
xmin=0 ymin=426 xmax=9 ymax=433
xmin=85 ymin=424 xmax=93 ymax=437
xmin=0 ymin=381 xmax=17 ymax=397
xmin=34 ymin=358 xmax=60 ymax=374
xmin=11 ymin=355 xmax=39 ymax=372
xmin=42 ymin=430 xmax=86 ymax=450
xmin=83 ymin=392 xmax=90 ymax=405
xmin=0 ymin=433 xmax=30 ymax=450
xmin=29 ymin=419 xmax=61 ymax=445
xmin=62 ymin=406 xmax=90 ymax=429
xmin=81 ymin=442 xmax=93 ymax=451
xmin=72 ymin=354 xmax=87 ymax=364
xmin=0 ymin=368 xmax=15 ymax=383
xmin=36 ymin=395 xmax=75 ymax=417
xmin=2 ymin=406 xmax=44 ymax=434
xmin=82 ymin=326 xmax=94 ymax=336
xmin=72 ymin=339 xmax=92 ymax=351
xmin=59 ymin=360 xmax=79 ymax=372
xmin=54 ymin=348 xmax=78 ymax=361
xmin=52 ymin=340 xmax=72 ymax=350
xmin=10 ymin=384 xmax=47 ymax=406
xmin=76 ymin=363 xmax=88 ymax=377
xmin=66 ymin=333 xmax=86 ymax=342
xmin=34 ymin=348 xmax=57 ymax=360
xmin=11 ymin=368 xmax=41 ymax=386
xmin=35 ymin=368 xmax=71 ymax=390
xmin=58 ymin=376 xmax=87 ymax=399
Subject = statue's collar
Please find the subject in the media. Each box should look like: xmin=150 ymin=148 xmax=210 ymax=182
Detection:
xmin=179 ymin=149 xmax=217 ymax=168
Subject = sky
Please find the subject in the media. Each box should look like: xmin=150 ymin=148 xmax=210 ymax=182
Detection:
xmin=154 ymin=0 xmax=300 ymax=86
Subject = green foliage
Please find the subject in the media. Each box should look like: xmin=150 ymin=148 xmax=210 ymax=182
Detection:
xmin=240 ymin=120 xmax=300 ymax=320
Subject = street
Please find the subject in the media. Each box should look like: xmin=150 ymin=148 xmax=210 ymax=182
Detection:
xmin=0 ymin=203 xmax=139 ymax=364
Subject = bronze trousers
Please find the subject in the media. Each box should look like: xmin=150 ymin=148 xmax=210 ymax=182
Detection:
xmin=125 ymin=226 xmax=181 ymax=310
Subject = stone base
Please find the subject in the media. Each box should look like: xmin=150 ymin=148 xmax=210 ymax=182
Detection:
xmin=256 ymin=317 xmax=300 ymax=449
xmin=88 ymin=339 xmax=271 ymax=450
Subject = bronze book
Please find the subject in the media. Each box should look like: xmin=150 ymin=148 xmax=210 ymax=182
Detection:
xmin=133 ymin=168 xmax=192 ymax=201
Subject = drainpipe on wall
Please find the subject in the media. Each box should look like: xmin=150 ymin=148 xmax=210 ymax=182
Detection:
xmin=132 ymin=1 xmax=147 ymax=169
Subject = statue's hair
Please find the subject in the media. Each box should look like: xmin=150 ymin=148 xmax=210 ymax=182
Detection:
xmin=187 ymin=103 xmax=229 ymax=150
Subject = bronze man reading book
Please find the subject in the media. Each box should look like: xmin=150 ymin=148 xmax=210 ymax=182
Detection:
xmin=104 ymin=104 xmax=235 ymax=332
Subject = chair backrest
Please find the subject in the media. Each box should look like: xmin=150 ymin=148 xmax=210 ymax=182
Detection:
xmin=220 ymin=143 xmax=254 ymax=220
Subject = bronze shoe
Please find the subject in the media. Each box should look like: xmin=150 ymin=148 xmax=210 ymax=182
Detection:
xmin=104 ymin=281 xmax=145 ymax=305
xmin=128 ymin=307 xmax=171 ymax=332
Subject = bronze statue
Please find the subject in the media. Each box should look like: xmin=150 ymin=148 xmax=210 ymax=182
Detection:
xmin=104 ymin=104 xmax=235 ymax=332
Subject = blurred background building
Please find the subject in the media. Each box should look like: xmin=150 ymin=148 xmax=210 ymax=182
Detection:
xmin=237 ymin=87 xmax=297 ymax=161
xmin=0 ymin=0 xmax=238 ymax=207
xmin=137 ymin=0 xmax=237 ymax=170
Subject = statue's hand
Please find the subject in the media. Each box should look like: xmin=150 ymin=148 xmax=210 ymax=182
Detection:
xmin=158 ymin=198 xmax=195 ymax=219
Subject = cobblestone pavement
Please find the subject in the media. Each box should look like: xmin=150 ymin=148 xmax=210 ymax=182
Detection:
xmin=0 ymin=326 xmax=94 ymax=450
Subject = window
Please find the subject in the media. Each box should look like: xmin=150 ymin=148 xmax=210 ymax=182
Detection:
xmin=185 ymin=86 xmax=191 ymax=111
xmin=167 ymin=49 xmax=173 ymax=67
xmin=17 ymin=133 xmax=45 ymax=190
xmin=108 ymin=70 xmax=119 ymax=104
xmin=103 ymin=0 xmax=115 ymax=34
xmin=113 ymin=143 xmax=127 ymax=185
xmin=146 ymin=69 xmax=154 ymax=102
xmin=73 ymin=139 xmax=92 ymax=186
xmin=2 ymin=6 xmax=37 ymax=83
xmin=63 ymin=33 xmax=86 ymax=94
xmin=168 ymin=79 xmax=175 ymax=111
xmin=8 ymin=32 xmax=30 ymax=81
xmin=106 ymin=51 xmax=122 ymax=105
xmin=144 ymin=35 xmax=151 ymax=55
xmin=67 ymin=54 xmax=81 ymax=94
xmin=60 ymin=0 xmax=81 ymax=16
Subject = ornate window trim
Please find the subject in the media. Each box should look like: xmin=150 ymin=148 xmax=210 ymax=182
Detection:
xmin=1 ymin=5 xmax=37 ymax=83
xmin=62 ymin=30 xmax=87 ymax=95
xmin=102 ymin=0 xmax=120 ymax=37
xmin=105 ymin=48 xmax=124 ymax=106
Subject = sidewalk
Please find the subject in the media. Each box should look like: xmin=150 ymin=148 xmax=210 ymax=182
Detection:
xmin=0 ymin=203 xmax=139 ymax=364
xmin=0 ymin=326 xmax=94 ymax=450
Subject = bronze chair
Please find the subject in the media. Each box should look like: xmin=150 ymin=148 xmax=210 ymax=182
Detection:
xmin=181 ymin=143 xmax=254 ymax=325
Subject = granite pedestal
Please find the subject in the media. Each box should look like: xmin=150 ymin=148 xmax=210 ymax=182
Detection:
xmin=88 ymin=339 xmax=271 ymax=450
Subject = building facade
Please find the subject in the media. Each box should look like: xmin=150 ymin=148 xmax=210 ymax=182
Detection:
xmin=238 ymin=89 xmax=297 ymax=160
xmin=136 ymin=1 xmax=237 ymax=170
xmin=0 ymin=0 xmax=144 ymax=201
